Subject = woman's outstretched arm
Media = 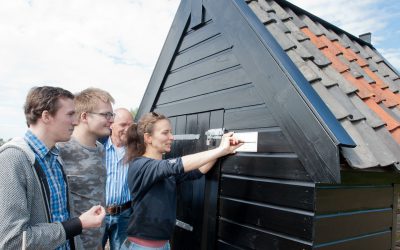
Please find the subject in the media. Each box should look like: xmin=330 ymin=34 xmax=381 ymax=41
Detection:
xmin=181 ymin=132 xmax=243 ymax=173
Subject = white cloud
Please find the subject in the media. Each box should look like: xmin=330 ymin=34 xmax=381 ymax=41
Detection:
xmin=287 ymin=0 xmax=389 ymax=44
xmin=0 ymin=0 xmax=180 ymax=139
xmin=379 ymin=48 xmax=400 ymax=73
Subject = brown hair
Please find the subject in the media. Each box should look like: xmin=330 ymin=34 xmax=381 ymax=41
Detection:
xmin=125 ymin=112 xmax=168 ymax=162
xmin=74 ymin=88 xmax=115 ymax=120
xmin=24 ymin=86 xmax=74 ymax=126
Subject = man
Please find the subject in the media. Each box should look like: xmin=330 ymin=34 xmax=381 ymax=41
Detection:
xmin=102 ymin=108 xmax=134 ymax=250
xmin=59 ymin=88 xmax=115 ymax=249
xmin=0 ymin=86 xmax=105 ymax=250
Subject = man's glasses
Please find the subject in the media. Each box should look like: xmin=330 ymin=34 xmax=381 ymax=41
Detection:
xmin=88 ymin=112 xmax=115 ymax=120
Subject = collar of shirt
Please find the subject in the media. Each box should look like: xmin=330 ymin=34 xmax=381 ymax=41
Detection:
xmin=24 ymin=130 xmax=60 ymax=159
xmin=105 ymin=137 xmax=125 ymax=163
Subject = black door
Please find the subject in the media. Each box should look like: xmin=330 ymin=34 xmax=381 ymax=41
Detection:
xmin=167 ymin=110 xmax=224 ymax=250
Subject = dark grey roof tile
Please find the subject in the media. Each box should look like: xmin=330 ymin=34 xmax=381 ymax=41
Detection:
xmin=299 ymin=15 xmax=324 ymax=36
xmin=351 ymin=40 xmax=372 ymax=59
xmin=363 ymin=45 xmax=384 ymax=63
xmin=291 ymin=30 xmax=310 ymax=42
xmin=312 ymin=81 xmax=351 ymax=119
xmin=340 ymin=119 xmax=380 ymax=168
xmin=267 ymin=0 xmax=292 ymax=21
xmin=257 ymin=0 xmax=274 ymax=13
xmin=284 ymin=7 xmax=307 ymax=29
xmin=248 ymin=1 xmax=275 ymax=24
xmin=376 ymin=62 xmax=398 ymax=79
xmin=287 ymin=50 xmax=320 ymax=83
xmin=349 ymin=94 xmax=386 ymax=128
xmin=322 ymin=66 xmax=358 ymax=94
xmin=268 ymin=11 xmax=291 ymax=33
xmin=265 ymin=23 xmax=296 ymax=51
xmin=316 ymin=23 xmax=339 ymax=42
xmin=340 ymin=34 xmax=361 ymax=53
xmin=301 ymin=39 xmax=331 ymax=67
xmin=305 ymin=60 xmax=337 ymax=87
xmin=286 ymin=33 xmax=313 ymax=60
xmin=327 ymin=85 xmax=365 ymax=121
xmin=374 ymin=127 xmax=400 ymax=170
xmin=353 ymin=120 xmax=397 ymax=166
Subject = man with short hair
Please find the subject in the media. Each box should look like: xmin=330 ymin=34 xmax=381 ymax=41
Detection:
xmin=0 ymin=86 xmax=105 ymax=250
xmin=102 ymin=108 xmax=134 ymax=250
xmin=59 ymin=88 xmax=115 ymax=249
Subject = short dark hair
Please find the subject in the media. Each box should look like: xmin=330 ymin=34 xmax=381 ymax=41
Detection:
xmin=24 ymin=86 xmax=74 ymax=126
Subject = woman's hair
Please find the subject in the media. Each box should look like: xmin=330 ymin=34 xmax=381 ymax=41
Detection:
xmin=125 ymin=112 xmax=168 ymax=162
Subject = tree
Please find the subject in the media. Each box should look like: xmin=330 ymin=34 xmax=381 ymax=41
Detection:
xmin=130 ymin=107 xmax=139 ymax=120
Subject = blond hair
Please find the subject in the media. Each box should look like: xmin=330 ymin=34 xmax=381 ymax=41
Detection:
xmin=74 ymin=87 xmax=115 ymax=118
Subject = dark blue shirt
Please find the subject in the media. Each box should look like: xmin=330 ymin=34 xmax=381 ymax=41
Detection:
xmin=127 ymin=157 xmax=203 ymax=240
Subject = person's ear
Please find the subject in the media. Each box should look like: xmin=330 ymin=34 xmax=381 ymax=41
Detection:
xmin=80 ymin=112 xmax=88 ymax=123
xmin=144 ymin=133 xmax=152 ymax=145
xmin=41 ymin=110 xmax=51 ymax=124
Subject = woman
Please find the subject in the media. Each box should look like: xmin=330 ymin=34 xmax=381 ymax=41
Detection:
xmin=121 ymin=112 xmax=243 ymax=250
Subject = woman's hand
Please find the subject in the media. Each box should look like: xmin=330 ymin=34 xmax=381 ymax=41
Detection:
xmin=218 ymin=132 xmax=244 ymax=155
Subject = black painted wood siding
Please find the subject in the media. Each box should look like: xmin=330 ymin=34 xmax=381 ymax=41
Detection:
xmin=313 ymin=184 xmax=394 ymax=250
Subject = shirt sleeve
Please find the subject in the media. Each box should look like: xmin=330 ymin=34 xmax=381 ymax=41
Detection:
xmin=175 ymin=169 xmax=203 ymax=184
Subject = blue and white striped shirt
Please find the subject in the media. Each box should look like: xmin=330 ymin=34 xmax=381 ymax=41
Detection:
xmin=104 ymin=137 xmax=131 ymax=206
xmin=25 ymin=130 xmax=70 ymax=250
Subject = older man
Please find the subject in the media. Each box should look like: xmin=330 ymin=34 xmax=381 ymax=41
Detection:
xmin=0 ymin=86 xmax=105 ymax=250
xmin=102 ymin=108 xmax=134 ymax=250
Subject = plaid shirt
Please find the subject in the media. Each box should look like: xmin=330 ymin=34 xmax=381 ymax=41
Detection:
xmin=25 ymin=131 xmax=70 ymax=250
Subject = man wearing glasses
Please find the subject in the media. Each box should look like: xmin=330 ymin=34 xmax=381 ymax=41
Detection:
xmin=102 ymin=108 xmax=134 ymax=250
xmin=59 ymin=88 xmax=115 ymax=249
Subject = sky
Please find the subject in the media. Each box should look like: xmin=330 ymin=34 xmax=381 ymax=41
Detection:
xmin=0 ymin=0 xmax=399 ymax=140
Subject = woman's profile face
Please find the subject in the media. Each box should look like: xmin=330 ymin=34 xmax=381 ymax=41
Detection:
xmin=148 ymin=119 xmax=174 ymax=153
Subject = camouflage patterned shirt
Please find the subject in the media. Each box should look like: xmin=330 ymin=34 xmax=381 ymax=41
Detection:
xmin=58 ymin=138 xmax=106 ymax=250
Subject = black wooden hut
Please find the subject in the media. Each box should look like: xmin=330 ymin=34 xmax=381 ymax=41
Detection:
xmin=135 ymin=0 xmax=400 ymax=249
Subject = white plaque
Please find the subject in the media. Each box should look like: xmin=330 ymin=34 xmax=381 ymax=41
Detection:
xmin=234 ymin=132 xmax=258 ymax=152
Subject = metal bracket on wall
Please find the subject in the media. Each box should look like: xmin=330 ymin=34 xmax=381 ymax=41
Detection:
xmin=205 ymin=128 xmax=225 ymax=146
xmin=176 ymin=219 xmax=193 ymax=232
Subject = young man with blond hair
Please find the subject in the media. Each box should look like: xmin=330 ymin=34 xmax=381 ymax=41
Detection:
xmin=59 ymin=87 xmax=115 ymax=249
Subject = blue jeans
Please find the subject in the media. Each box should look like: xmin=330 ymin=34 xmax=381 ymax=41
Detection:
xmin=120 ymin=239 xmax=170 ymax=250
xmin=102 ymin=207 xmax=132 ymax=250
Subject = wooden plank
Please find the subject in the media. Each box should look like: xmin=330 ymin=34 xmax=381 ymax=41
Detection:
xmin=219 ymin=197 xmax=314 ymax=240
xmin=201 ymin=110 xmax=224 ymax=250
xmin=180 ymin=20 xmax=220 ymax=52
xmin=158 ymin=66 xmax=250 ymax=105
xmin=340 ymin=169 xmax=400 ymax=185
xmin=171 ymin=34 xmax=232 ymax=71
xmin=392 ymin=185 xmax=400 ymax=249
xmin=220 ymin=176 xmax=315 ymax=210
xmin=217 ymin=240 xmax=246 ymax=250
xmin=218 ymin=219 xmax=312 ymax=250
xmin=314 ymin=231 xmax=391 ymax=250
xmin=257 ymin=129 xmax=293 ymax=153
xmin=314 ymin=208 xmax=393 ymax=244
xmin=164 ymin=50 xmax=239 ymax=88
xmin=221 ymin=153 xmax=311 ymax=181
xmin=224 ymin=104 xmax=278 ymax=130
xmin=315 ymin=185 xmax=393 ymax=214
xmin=155 ymin=84 xmax=264 ymax=117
